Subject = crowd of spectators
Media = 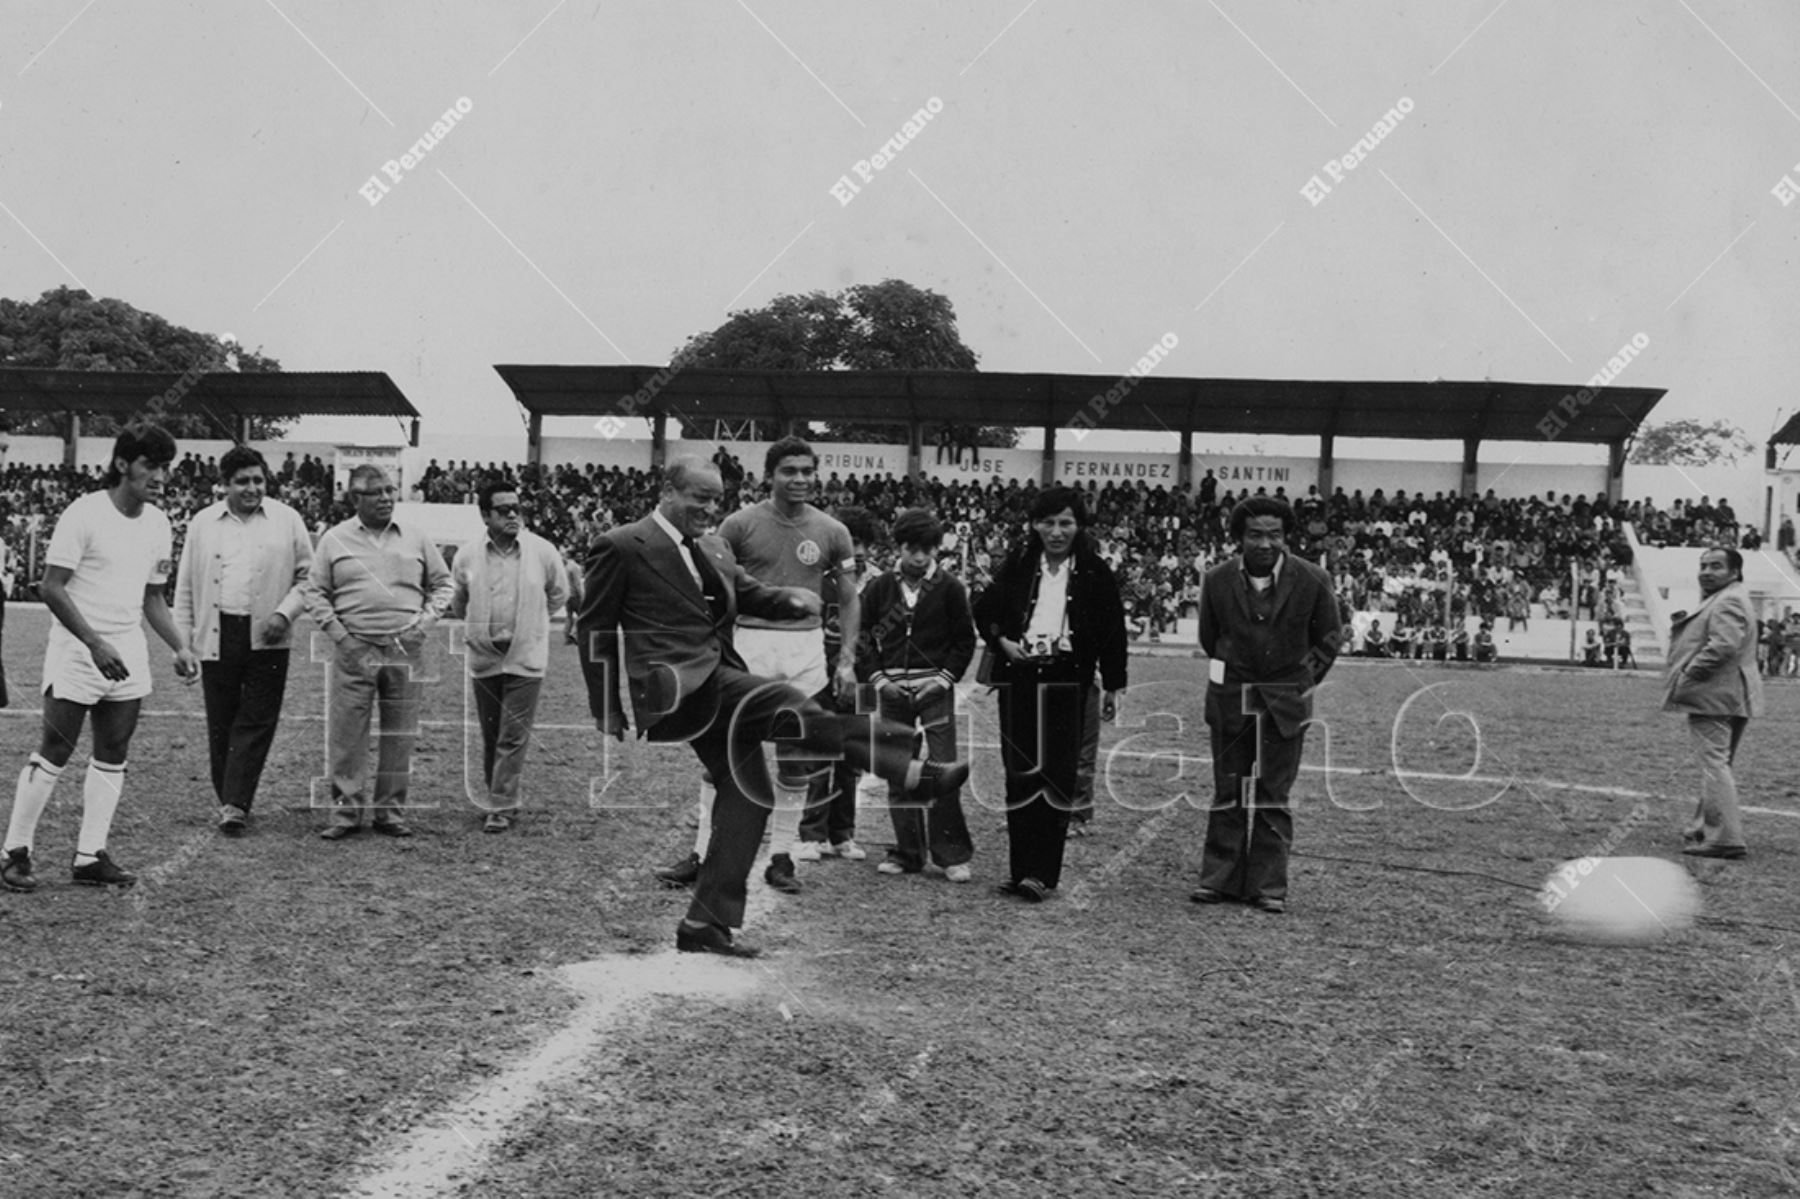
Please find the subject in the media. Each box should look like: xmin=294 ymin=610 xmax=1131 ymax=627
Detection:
xmin=1 ymin=448 xmax=1778 ymax=659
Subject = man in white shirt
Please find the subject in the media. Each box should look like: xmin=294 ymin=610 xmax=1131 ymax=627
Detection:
xmin=173 ymin=446 xmax=313 ymax=835
xmin=449 ymin=483 xmax=570 ymax=833
xmin=1 ymin=426 xmax=198 ymax=893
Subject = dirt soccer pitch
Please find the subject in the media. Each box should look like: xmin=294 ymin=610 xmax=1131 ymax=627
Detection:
xmin=2 ymin=602 xmax=1799 ymax=1198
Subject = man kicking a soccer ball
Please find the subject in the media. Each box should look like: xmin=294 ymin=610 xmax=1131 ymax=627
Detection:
xmin=0 ymin=425 xmax=199 ymax=893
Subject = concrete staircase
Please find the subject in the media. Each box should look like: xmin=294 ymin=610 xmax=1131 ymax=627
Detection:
xmin=1617 ymin=574 xmax=1665 ymax=668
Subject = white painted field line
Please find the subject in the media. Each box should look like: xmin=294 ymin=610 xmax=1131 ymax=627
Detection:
xmin=345 ymin=954 xmax=757 ymax=1199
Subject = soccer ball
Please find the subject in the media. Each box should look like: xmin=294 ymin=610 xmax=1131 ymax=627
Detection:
xmin=1539 ymin=856 xmax=1701 ymax=943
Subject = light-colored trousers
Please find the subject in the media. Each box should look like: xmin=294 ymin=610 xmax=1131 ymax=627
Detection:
xmin=327 ymin=641 xmax=424 ymax=823
xmin=1686 ymin=714 xmax=1749 ymax=850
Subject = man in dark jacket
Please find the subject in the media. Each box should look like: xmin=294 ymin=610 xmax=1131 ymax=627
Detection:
xmin=856 ymin=509 xmax=978 ymax=879
xmin=1193 ymin=496 xmax=1341 ymax=914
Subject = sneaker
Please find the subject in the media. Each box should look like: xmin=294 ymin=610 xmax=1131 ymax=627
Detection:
xmin=945 ymin=864 xmax=972 ymax=883
xmin=1 ymin=846 xmax=37 ymax=893
xmin=763 ymin=853 xmax=802 ymax=893
xmin=71 ymin=849 xmax=137 ymax=888
xmin=793 ymin=840 xmax=825 ymax=862
xmin=829 ymin=839 xmax=867 ymax=861
xmin=876 ymin=860 xmax=908 ymax=875
xmin=218 ymin=805 xmax=247 ymax=836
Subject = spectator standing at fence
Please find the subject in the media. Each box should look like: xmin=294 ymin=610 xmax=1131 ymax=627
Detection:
xmin=304 ymin=466 xmax=453 ymax=841
xmin=2 ymin=426 xmax=198 ymax=894
xmin=858 ymin=509 xmax=977 ymax=880
xmin=449 ymin=482 xmax=570 ymax=834
xmin=1191 ymin=496 xmax=1340 ymax=915
xmin=172 ymin=446 xmax=313 ymax=835
xmin=1667 ymin=548 xmax=1763 ymax=860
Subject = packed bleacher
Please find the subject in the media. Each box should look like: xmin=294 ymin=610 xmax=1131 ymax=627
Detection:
xmin=1 ymin=450 xmax=1764 ymax=655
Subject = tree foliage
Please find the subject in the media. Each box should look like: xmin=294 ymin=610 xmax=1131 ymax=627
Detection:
xmin=669 ymin=279 xmax=1013 ymax=446
xmin=1626 ymin=418 xmax=1755 ymax=467
xmin=0 ymin=286 xmax=289 ymax=439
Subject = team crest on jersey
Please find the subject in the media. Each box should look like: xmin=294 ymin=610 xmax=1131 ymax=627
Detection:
xmin=796 ymin=539 xmax=821 ymax=566
xmin=155 ymin=559 xmax=173 ymax=576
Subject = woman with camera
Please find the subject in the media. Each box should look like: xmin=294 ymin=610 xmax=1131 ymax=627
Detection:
xmin=974 ymin=487 xmax=1128 ymax=902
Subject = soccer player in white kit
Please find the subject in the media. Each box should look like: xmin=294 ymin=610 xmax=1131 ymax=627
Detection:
xmin=656 ymin=437 xmax=859 ymax=894
xmin=0 ymin=426 xmax=199 ymax=892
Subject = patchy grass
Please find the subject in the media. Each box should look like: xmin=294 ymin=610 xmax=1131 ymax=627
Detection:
xmin=2 ymin=607 xmax=1798 ymax=1197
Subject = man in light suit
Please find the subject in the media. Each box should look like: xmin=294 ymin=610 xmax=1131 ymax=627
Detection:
xmin=1193 ymin=496 xmax=1341 ymax=914
xmin=578 ymin=458 xmax=967 ymax=958
xmin=1666 ymin=547 xmax=1763 ymax=860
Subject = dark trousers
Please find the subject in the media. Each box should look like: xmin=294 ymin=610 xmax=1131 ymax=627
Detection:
xmin=472 ymin=673 xmax=544 ymax=811
xmin=0 ymin=591 xmax=9 ymax=708
xmin=201 ymin=615 xmax=291 ymax=812
xmin=1198 ymin=703 xmax=1305 ymax=901
xmin=880 ymin=686 xmax=972 ymax=871
xmin=996 ymin=658 xmax=1086 ymax=888
xmin=1070 ymin=683 xmax=1101 ymax=823
xmin=799 ymin=758 xmax=858 ymax=845
xmin=673 ymin=665 xmax=921 ymax=932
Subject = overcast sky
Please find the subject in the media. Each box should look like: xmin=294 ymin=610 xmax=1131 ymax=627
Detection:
xmin=4 ymin=1 xmax=1797 ymax=460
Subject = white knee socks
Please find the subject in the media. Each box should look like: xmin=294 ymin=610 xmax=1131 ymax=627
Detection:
xmin=4 ymin=755 xmax=64 ymax=852
xmin=75 ymin=761 xmax=126 ymax=861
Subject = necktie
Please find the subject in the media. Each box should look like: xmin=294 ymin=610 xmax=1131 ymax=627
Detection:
xmin=683 ymin=534 xmax=728 ymax=624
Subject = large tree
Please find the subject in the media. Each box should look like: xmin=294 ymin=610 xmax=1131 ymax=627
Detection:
xmin=0 ymin=286 xmax=288 ymax=439
xmin=1626 ymin=418 xmax=1755 ymax=467
xmin=670 ymin=279 xmax=1014 ymax=446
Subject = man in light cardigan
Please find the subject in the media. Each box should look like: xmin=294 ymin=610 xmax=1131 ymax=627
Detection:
xmin=173 ymin=446 xmax=313 ymax=834
xmin=450 ymin=482 xmax=570 ymax=833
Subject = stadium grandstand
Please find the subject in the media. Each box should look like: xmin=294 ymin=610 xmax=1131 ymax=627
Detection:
xmin=5 ymin=365 xmax=1796 ymax=667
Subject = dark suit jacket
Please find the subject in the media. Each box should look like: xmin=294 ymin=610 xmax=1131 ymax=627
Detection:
xmin=1198 ymin=553 xmax=1341 ymax=739
xmin=973 ymin=541 xmax=1128 ymax=693
xmin=577 ymin=515 xmax=800 ymax=734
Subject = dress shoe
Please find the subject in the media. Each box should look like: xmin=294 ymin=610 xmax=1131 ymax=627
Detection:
xmin=218 ymin=805 xmax=247 ymax=836
xmin=764 ymin=853 xmax=802 ymax=894
xmin=655 ymin=852 xmax=701 ymax=887
xmin=372 ymin=819 xmax=415 ymax=838
xmin=483 ymin=811 xmax=514 ymax=834
xmin=913 ymin=759 xmax=970 ymax=799
xmin=1680 ymin=844 xmax=1747 ymax=860
xmin=1189 ymin=887 xmax=1231 ymax=905
xmin=676 ymin=922 xmax=761 ymax=958
xmin=1248 ymin=896 xmax=1287 ymax=914
xmin=1014 ymin=877 xmax=1048 ymax=903
xmin=318 ymin=822 xmax=361 ymax=841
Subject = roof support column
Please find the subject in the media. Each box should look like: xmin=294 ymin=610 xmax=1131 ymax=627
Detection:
xmin=237 ymin=415 xmax=253 ymax=445
xmin=1606 ymin=438 xmax=1626 ymax=504
xmin=908 ymin=418 xmax=923 ymax=480
xmin=1178 ymin=430 xmax=1193 ymax=490
xmin=1317 ymin=432 xmax=1336 ymax=500
xmin=1042 ymin=421 xmax=1057 ymax=487
xmin=651 ymin=412 xmax=668 ymax=472
xmin=1461 ymin=437 xmax=1480 ymax=498
xmin=526 ymin=411 xmax=543 ymax=466
xmin=63 ymin=412 xmax=79 ymax=469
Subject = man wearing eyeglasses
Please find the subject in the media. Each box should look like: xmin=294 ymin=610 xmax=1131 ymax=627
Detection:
xmin=449 ymin=483 xmax=569 ymax=833
xmin=303 ymin=465 xmax=453 ymax=840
